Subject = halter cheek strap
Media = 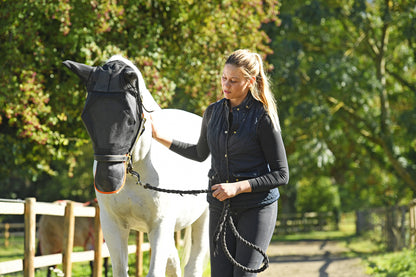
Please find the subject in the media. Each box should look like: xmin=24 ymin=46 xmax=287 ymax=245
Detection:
xmin=94 ymin=114 xmax=146 ymax=194
xmin=94 ymin=155 xmax=129 ymax=162
xmin=92 ymin=81 xmax=145 ymax=195
xmin=93 ymin=114 xmax=146 ymax=164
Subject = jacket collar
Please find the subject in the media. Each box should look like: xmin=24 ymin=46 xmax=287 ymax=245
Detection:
xmin=223 ymin=92 xmax=255 ymax=112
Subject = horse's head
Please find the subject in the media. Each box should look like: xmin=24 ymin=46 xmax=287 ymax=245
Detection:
xmin=63 ymin=57 xmax=145 ymax=194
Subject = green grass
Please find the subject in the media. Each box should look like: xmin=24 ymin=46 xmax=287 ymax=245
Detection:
xmin=273 ymin=212 xmax=385 ymax=259
xmin=0 ymin=234 xmax=210 ymax=277
xmin=0 ymin=235 xmax=119 ymax=276
xmin=365 ymin=248 xmax=416 ymax=277
xmin=2 ymin=212 xmax=392 ymax=277
xmin=0 ymin=236 xmax=24 ymax=263
xmin=274 ymin=212 xmax=356 ymax=241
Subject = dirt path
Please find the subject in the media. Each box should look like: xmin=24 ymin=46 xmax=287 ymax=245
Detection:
xmin=258 ymin=240 xmax=370 ymax=277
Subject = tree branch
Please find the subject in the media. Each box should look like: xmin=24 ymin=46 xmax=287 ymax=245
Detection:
xmin=326 ymin=96 xmax=416 ymax=191
xmin=386 ymin=68 xmax=416 ymax=94
xmin=326 ymin=96 xmax=380 ymax=144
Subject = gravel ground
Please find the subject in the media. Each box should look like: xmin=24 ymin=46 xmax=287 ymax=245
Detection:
xmin=258 ymin=240 xmax=370 ymax=277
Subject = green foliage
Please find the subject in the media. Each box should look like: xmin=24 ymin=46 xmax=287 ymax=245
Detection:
xmin=3 ymin=0 xmax=415 ymax=214
xmin=0 ymin=0 xmax=279 ymax=201
xmin=266 ymin=0 xmax=416 ymax=211
xmin=296 ymin=176 xmax=340 ymax=213
xmin=366 ymin=248 xmax=416 ymax=277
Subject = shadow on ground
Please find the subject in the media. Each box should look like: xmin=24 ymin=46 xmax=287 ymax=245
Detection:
xmin=259 ymin=240 xmax=370 ymax=277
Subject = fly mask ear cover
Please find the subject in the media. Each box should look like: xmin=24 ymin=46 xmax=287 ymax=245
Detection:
xmin=63 ymin=60 xmax=143 ymax=194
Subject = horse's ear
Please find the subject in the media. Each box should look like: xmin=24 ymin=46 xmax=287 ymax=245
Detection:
xmin=124 ymin=69 xmax=137 ymax=84
xmin=62 ymin=60 xmax=94 ymax=83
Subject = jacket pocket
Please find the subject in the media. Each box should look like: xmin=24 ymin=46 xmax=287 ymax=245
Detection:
xmin=208 ymin=169 xmax=219 ymax=185
xmin=232 ymin=171 xmax=259 ymax=181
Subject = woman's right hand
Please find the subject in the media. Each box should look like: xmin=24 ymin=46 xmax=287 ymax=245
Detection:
xmin=149 ymin=113 xmax=173 ymax=148
xmin=211 ymin=180 xmax=252 ymax=201
xmin=149 ymin=114 xmax=158 ymax=139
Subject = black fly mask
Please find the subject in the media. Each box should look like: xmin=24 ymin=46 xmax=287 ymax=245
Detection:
xmin=63 ymin=59 xmax=145 ymax=194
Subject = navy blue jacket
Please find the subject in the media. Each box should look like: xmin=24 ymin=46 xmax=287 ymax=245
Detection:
xmin=170 ymin=93 xmax=289 ymax=209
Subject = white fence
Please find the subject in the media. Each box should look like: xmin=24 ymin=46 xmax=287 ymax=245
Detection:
xmin=0 ymin=198 xmax=150 ymax=277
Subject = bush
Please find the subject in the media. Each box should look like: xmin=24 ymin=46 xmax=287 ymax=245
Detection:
xmin=366 ymin=248 xmax=416 ymax=277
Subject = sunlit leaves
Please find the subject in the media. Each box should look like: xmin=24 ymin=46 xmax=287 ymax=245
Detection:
xmin=266 ymin=0 xmax=416 ymax=210
xmin=0 ymin=0 xmax=279 ymax=200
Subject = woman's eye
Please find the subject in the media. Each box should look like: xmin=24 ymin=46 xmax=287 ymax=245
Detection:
xmin=222 ymin=77 xmax=236 ymax=83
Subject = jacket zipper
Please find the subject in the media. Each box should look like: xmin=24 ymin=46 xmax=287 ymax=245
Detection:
xmin=225 ymin=110 xmax=231 ymax=183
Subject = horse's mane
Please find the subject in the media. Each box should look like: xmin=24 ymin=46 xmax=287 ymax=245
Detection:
xmin=107 ymin=55 xmax=161 ymax=113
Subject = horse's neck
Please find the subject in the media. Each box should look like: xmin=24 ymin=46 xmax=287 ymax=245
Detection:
xmin=141 ymin=88 xmax=160 ymax=112
xmin=131 ymin=112 xmax=153 ymax=162
xmin=129 ymin=112 xmax=159 ymax=185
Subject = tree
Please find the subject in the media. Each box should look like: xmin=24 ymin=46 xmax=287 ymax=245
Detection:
xmin=296 ymin=176 xmax=340 ymax=213
xmin=0 ymin=0 xmax=280 ymax=200
xmin=266 ymin=0 xmax=416 ymax=210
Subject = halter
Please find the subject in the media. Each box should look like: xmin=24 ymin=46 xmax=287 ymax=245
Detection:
xmin=79 ymin=59 xmax=148 ymax=194
xmin=94 ymin=72 xmax=148 ymax=187
xmin=93 ymin=96 xmax=146 ymax=165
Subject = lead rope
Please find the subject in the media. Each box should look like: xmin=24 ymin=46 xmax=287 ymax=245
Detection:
xmin=127 ymin=164 xmax=269 ymax=273
xmin=127 ymin=162 xmax=211 ymax=195
xmin=214 ymin=200 xmax=269 ymax=273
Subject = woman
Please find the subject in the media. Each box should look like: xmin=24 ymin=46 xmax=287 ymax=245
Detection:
xmin=152 ymin=49 xmax=289 ymax=276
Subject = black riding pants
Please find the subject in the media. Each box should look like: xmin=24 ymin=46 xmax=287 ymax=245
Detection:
xmin=209 ymin=200 xmax=278 ymax=277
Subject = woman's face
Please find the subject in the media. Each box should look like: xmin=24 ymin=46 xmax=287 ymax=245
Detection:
xmin=221 ymin=64 xmax=253 ymax=107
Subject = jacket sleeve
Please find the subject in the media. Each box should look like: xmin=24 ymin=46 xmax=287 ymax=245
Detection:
xmin=248 ymin=114 xmax=289 ymax=192
xmin=168 ymin=106 xmax=212 ymax=162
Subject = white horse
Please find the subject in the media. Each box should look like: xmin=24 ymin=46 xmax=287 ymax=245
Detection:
xmin=63 ymin=55 xmax=210 ymax=277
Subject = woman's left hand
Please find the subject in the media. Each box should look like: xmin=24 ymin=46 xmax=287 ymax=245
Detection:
xmin=211 ymin=181 xmax=252 ymax=201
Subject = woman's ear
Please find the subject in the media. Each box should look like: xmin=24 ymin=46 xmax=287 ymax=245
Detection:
xmin=249 ymin=76 xmax=256 ymax=87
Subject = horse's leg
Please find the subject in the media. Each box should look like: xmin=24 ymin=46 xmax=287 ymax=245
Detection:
xmin=104 ymin=257 xmax=109 ymax=277
xmin=147 ymin=223 xmax=180 ymax=277
xmin=184 ymin=208 xmax=209 ymax=277
xmin=166 ymin=246 xmax=182 ymax=277
xmin=89 ymin=258 xmax=108 ymax=277
xmin=100 ymin=213 xmax=130 ymax=277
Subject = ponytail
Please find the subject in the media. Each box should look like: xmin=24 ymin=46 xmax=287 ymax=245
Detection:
xmin=226 ymin=49 xmax=280 ymax=131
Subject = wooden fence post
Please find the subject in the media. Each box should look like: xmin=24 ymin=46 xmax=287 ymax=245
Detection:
xmin=136 ymin=231 xmax=144 ymax=277
xmin=24 ymin=197 xmax=36 ymax=277
xmin=175 ymin=230 xmax=181 ymax=248
xmin=410 ymin=201 xmax=416 ymax=247
xmin=93 ymin=204 xmax=103 ymax=277
xmin=62 ymin=201 xmax=75 ymax=277
xmin=4 ymin=223 xmax=10 ymax=247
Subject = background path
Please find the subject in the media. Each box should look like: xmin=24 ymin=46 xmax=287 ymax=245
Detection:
xmin=258 ymin=240 xmax=370 ymax=277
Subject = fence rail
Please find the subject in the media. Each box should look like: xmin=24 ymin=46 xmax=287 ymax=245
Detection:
xmin=0 ymin=198 xmax=150 ymax=277
xmin=5 ymin=198 xmax=416 ymax=275
xmin=1 ymin=223 xmax=29 ymax=241
xmin=275 ymin=211 xmax=337 ymax=234
xmin=274 ymin=200 xmax=416 ymax=252
xmin=355 ymin=202 xmax=416 ymax=251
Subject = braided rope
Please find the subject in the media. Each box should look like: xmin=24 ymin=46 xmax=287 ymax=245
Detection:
xmin=143 ymin=183 xmax=211 ymax=196
xmin=214 ymin=201 xmax=269 ymax=273
xmin=129 ymin=167 xmax=269 ymax=273
xmin=128 ymin=163 xmax=211 ymax=195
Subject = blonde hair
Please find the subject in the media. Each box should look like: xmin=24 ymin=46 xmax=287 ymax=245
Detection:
xmin=225 ymin=49 xmax=280 ymax=131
